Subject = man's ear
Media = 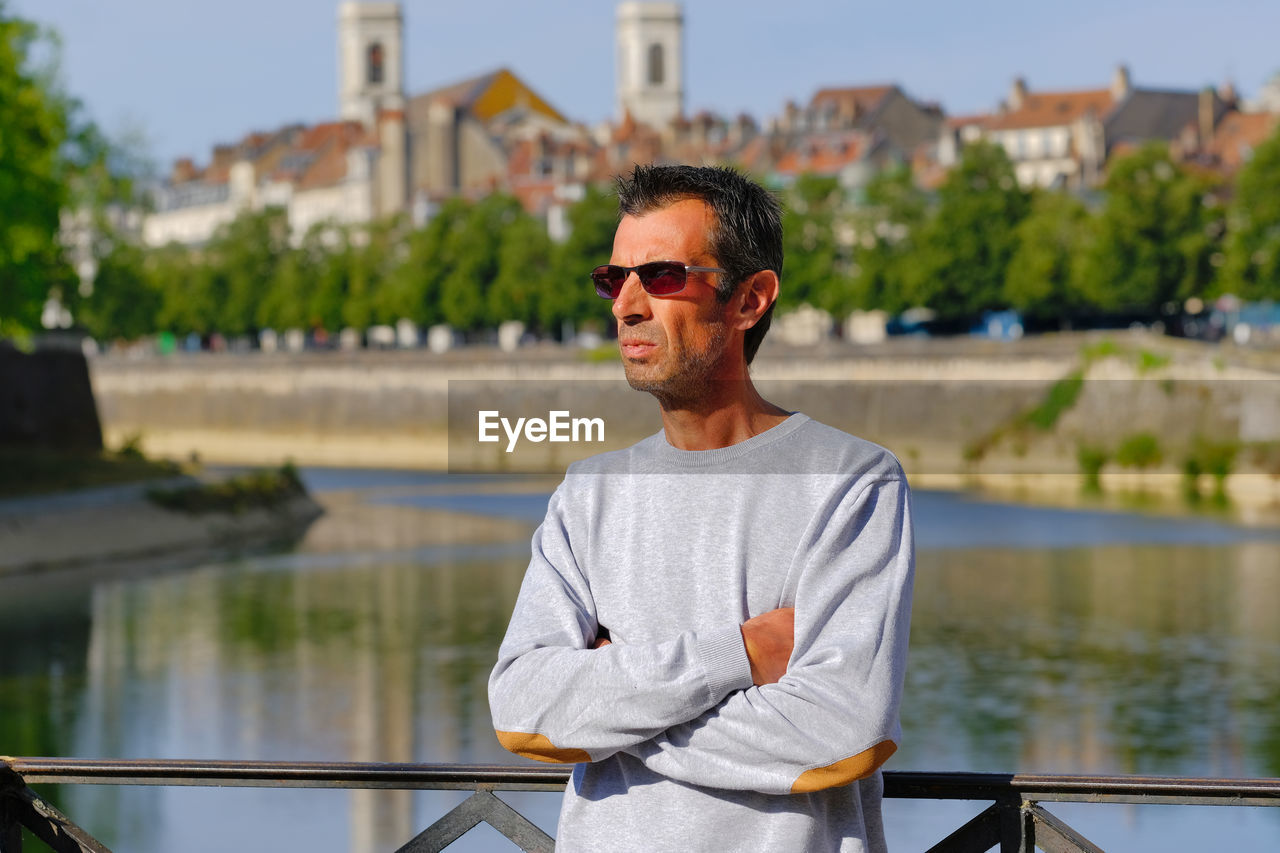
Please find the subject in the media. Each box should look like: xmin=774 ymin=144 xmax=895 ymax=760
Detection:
xmin=733 ymin=270 xmax=780 ymax=332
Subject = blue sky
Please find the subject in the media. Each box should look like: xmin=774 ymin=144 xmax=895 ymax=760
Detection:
xmin=14 ymin=0 xmax=1280 ymax=169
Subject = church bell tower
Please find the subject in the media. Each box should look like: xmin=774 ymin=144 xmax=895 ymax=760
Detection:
xmin=338 ymin=2 xmax=406 ymax=125
xmin=616 ymin=2 xmax=684 ymax=128
xmin=337 ymin=2 xmax=407 ymax=215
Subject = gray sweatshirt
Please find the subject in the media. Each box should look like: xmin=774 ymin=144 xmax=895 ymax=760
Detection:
xmin=488 ymin=413 xmax=915 ymax=852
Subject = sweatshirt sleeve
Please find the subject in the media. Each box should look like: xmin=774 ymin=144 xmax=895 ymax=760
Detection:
xmin=487 ymin=482 xmax=755 ymax=764
xmin=622 ymin=475 xmax=915 ymax=794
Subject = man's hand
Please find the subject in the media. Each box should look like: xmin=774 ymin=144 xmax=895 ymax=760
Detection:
xmin=741 ymin=607 xmax=794 ymax=686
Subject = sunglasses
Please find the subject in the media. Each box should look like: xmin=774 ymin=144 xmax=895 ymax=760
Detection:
xmin=590 ymin=262 xmax=727 ymax=299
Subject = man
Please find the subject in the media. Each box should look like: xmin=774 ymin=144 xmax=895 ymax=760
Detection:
xmin=488 ymin=165 xmax=914 ymax=852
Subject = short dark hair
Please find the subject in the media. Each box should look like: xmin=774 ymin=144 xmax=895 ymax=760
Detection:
xmin=614 ymin=164 xmax=782 ymax=365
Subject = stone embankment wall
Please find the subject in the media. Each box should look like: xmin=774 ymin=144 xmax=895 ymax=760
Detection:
xmin=1 ymin=345 xmax=102 ymax=450
xmin=87 ymin=336 xmax=1280 ymax=490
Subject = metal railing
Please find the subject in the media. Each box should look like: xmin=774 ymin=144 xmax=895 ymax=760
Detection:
xmin=2 ymin=757 xmax=1278 ymax=853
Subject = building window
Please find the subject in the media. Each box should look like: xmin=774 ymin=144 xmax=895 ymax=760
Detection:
xmin=647 ymin=43 xmax=664 ymax=86
xmin=367 ymin=42 xmax=384 ymax=85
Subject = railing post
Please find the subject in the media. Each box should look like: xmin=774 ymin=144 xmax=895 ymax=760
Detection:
xmin=2 ymin=766 xmax=24 ymax=853
xmin=0 ymin=803 xmax=21 ymax=853
xmin=1018 ymin=801 xmax=1037 ymax=853
xmin=998 ymin=798 xmax=1026 ymax=853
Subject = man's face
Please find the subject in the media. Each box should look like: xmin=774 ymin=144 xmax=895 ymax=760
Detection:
xmin=609 ymin=199 xmax=739 ymax=405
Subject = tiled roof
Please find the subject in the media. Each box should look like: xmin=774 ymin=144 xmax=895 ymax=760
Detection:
xmin=296 ymin=143 xmax=352 ymax=192
xmin=947 ymin=113 xmax=993 ymax=129
xmin=985 ymin=88 xmax=1115 ymax=131
xmin=269 ymin=121 xmax=371 ymax=189
xmin=422 ymin=69 xmax=501 ymax=109
xmin=1106 ymin=89 xmax=1220 ymax=147
xmin=734 ymin=135 xmax=773 ymax=171
xmin=293 ymin=121 xmax=368 ymax=153
xmin=1204 ymin=111 xmax=1279 ymax=171
xmin=810 ymin=85 xmax=894 ymax=113
xmin=774 ymin=131 xmax=869 ymax=176
xmin=410 ymin=67 xmax=567 ymax=125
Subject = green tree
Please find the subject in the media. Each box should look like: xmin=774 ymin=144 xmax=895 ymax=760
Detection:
xmin=151 ymin=243 xmax=205 ymax=335
xmin=299 ymin=213 xmax=414 ymax=332
xmin=1003 ymin=190 xmax=1093 ymax=323
xmin=907 ymin=141 xmax=1030 ymax=321
xmin=847 ymin=164 xmax=927 ymax=314
xmin=488 ymin=211 xmax=554 ymax=330
xmin=779 ymin=173 xmax=845 ymax=312
xmin=1220 ymin=125 xmax=1280 ymax=300
xmin=303 ymin=222 xmax=352 ymax=332
xmin=0 ymin=8 xmax=76 ymax=337
xmin=1078 ymin=144 xmax=1222 ymax=313
xmin=361 ymin=214 xmax=411 ymax=326
xmin=257 ymin=240 xmax=312 ymax=331
xmin=544 ymin=185 xmax=618 ymax=337
xmin=384 ymin=197 xmax=470 ymax=326
xmin=73 ymin=235 xmax=160 ymax=340
xmin=439 ymin=193 xmax=524 ymax=331
xmin=203 ymin=207 xmax=291 ymax=335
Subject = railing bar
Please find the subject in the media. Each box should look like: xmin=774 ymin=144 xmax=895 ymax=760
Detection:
xmin=471 ymin=791 xmax=555 ymax=853
xmin=10 ymin=776 xmax=569 ymax=792
xmin=1006 ymin=793 xmax=1280 ymax=807
xmin=1026 ymin=804 xmax=1105 ymax=853
xmin=6 ymin=787 xmax=111 ymax=853
xmin=3 ymin=759 xmax=570 ymax=790
xmin=394 ymin=790 xmax=554 ymax=853
xmin=921 ymin=801 xmax=1005 ymax=853
xmin=4 ymin=759 xmax=1279 ymax=806
xmin=395 ymin=791 xmax=487 ymax=853
xmin=884 ymin=771 xmax=1280 ymax=802
xmin=7 ymin=761 xmax=1278 ymax=796
xmin=3 ymin=759 xmax=569 ymax=783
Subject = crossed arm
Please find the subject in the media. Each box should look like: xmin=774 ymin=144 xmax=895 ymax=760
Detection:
xmin=596 ymin=607 xmax=795 ymax=687
xmin=487 ymin=476 xmax=914 ymax=794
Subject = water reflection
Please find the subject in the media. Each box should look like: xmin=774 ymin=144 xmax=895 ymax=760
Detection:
xmin=903 ymin=542 xmax=1280 ymax=780
xmin=1 ymin=481 xmax=1278 ymax=850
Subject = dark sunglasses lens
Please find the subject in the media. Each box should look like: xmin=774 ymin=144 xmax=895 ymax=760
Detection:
xmin=637 ymin=262 xmax=687 ymax=294
xmin=591 ymin=265 xmax=625 ymax=298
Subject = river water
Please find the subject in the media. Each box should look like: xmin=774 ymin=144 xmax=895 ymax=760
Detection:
xmin=2 ymin=469 xmax=1279 ymax=852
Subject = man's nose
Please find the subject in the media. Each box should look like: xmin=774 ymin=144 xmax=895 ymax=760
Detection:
xmin=611 ymin=272 xmax=650 ymax=322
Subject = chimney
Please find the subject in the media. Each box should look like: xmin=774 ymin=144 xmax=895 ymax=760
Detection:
xmin=171 ymin=158 xmax=198 ymax=184
xmin=784 ymin=99 xmax=801 ymax=132
xmin=211 ymin=144 xmax=235 ymax=171
xmin=1111 ymin=64 xmax=1131 ymax=101
xmin=1219 ymin=80 xmax=1239 ymax=110
xmin=1199 ymin=88 xmax=1218 ymax=148
xmin=1009 ymin=77 xmax=1028 ymax=111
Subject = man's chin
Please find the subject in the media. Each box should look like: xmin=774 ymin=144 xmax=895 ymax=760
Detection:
xmin=623 ymin=365 xmax=666 ymax=394
xmin=625 ymin=368 xmax=709 ymax=410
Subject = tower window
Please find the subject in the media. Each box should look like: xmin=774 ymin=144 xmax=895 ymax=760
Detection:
xmin=647 ymin=43 xmax=664 ymax=86
xmin=367 ymin=42 xmax=385 ymax=85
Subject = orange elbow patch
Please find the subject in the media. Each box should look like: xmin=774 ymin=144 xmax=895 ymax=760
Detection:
xmin=791 ymin=740 xmax=897 ymax=793
xmin=495 ymin=730 xmax=591 ymax=764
